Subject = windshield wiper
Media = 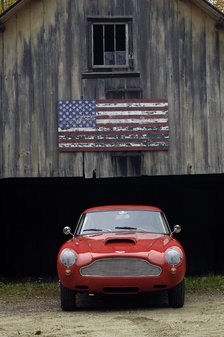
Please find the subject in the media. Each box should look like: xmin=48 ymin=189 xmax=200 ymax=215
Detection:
xmin=115 ymin=226 xmax=137 ymax=230
xmin=83 ymin=228 xmax=102 ymax=232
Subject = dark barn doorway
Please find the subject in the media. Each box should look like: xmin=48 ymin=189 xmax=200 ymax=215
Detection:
xmin=1 ymin=174 xmax=223 ymax=278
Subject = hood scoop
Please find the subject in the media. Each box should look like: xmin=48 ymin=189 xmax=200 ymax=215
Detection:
xmin=105 ymin=238 xmax=136 ymax=245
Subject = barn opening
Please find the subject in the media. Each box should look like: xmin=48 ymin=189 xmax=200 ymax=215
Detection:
xmin=1 ymin=174 xmax=223 ymax=279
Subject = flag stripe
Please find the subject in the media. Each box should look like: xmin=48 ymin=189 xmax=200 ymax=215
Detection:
xmin=97 ymin=98 xmax=168 ymax=104
xmin=59 ymin=133 xmax=169 ymax=144
xmin=59 ymin=129 xmax=169 ymax=136
xmin=58 ymin=99 xmax=169 ymax=152
xmin=96 ymin=115 xmax=167 ymax=121
xmin=96 ymin=106 xmax=168 ymax=112
xmin=59 ymin=146 xmax=168 ymax=152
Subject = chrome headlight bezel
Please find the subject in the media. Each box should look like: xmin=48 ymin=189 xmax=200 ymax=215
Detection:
xmin=60 ymin=248 xmax=77 ymax=267
xmin=165 ymin=247 xmax=183 ymax=266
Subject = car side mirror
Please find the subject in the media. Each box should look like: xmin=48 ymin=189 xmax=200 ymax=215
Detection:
xmin=174 ymin=224 xmax=181 ymax=233
xmin=171 ymin=224 xmax=181 ymax=237
xmin=63 ymin=226 xmax=74 ymax=237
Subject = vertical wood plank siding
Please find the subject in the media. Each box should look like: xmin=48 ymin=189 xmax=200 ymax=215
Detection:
xmin=0 ymin=0 xmax=224 ymax=178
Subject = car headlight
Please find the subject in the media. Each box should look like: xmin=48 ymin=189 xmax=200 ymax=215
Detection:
xmin=60 ymin=248 xmax=77 ymax=267
xmin=165 ymin=247 xmax=183 ymax=266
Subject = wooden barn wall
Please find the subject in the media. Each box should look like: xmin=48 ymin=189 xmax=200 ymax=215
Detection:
xmin=0 ymin=0 xmax=224 ymax=178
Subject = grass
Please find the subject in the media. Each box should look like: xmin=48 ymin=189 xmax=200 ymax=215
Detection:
xmin=0 ymin=278 xmax=59 ymax=301
xmin=0 ymin=275 xmax=224 ymax=301
xmin=185 ymin=275 xmax=224 ymax=294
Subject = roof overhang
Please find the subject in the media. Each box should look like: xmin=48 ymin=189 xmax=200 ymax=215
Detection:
xmin=0 ymin=0 xmax=31 ymax=26
xmin=0 ymin=0 xmax=224 ymax=31
xmin=191 ymin=0 xmax=224 ymax=29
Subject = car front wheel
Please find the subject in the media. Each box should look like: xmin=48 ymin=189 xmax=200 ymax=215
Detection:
xmin=168 ymin=279 xmax=185 ymax=308
xmin=60 ymin=282 xmax=76 ymax=311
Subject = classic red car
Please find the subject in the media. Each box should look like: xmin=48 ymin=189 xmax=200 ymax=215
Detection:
xmin=57 ymin=205 xmax=186 ymax=310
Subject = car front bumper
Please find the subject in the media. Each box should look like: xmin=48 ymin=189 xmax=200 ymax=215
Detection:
xmin=58 ymin=257 xmax=185 ymax=294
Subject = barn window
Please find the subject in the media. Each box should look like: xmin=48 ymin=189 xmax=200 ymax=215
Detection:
xmin=93 ymin=23 xmax=127 ymax=66
xmin=88 ymin=17 xmax=133 ymax=70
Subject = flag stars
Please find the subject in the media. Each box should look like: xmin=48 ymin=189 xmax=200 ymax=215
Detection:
xmin=58 ymin=100 xmax=96 ymax=129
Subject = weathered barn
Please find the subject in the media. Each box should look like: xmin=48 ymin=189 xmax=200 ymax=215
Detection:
xmin=0 ymin=0 xmax=224 ymax=277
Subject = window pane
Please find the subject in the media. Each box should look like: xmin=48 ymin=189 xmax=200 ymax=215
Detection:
xmin=105 ymin=25 xmax=114 ymax=51
xmin=105 ymin=52 xmax=115 ymax=65
xmin=116 ymin=25 xmax=126 ymax=65
xmin=116 ymin=25 xmax=126 ymax=51
xmin=116 ymin=51 xmax=126 ymax=65
xmin=105 ymin=25 xmax=115 ymax=65
xmin=93 ymin=25 xmax=103 ymax=65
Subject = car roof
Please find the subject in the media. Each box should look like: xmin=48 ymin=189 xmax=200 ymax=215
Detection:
xmin=83 ymin=205 xmax=162 ymax=213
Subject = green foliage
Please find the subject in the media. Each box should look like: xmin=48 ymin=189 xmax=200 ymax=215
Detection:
xmin=0 ymin=0 xmax=17 ymax=15
xmin=208 ymin=0 xmax=224 ymax=13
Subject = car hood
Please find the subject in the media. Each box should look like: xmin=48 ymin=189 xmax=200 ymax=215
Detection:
xmin=71 ymin=232 xmax=173 ymax=254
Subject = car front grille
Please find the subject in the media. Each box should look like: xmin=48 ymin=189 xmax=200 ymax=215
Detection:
xmin=80 ymin=258 xmax=162 ymax=277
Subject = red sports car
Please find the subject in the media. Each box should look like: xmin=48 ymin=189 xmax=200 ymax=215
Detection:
xmin=57 ymin=205 xmax=186 ymax=310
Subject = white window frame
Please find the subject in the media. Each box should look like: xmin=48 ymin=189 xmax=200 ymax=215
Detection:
xmin=87 ymin=17 xmax=133 ymax=70
xmin=91 ymin=22 xmax=129 ymax=68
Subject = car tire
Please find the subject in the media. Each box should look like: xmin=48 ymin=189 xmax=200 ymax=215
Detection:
xmin=60 ymin=282 xmax=76 ymax=311
xmin=168 ymin=279 xmax=185 ymax=308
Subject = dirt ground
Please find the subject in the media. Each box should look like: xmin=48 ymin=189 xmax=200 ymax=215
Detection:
xmin=0 ymin=291 xmax=224 ymax=337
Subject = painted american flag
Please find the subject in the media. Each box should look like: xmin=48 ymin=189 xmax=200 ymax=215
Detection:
xmin=58 ymin=99 xmax=169 ymax=151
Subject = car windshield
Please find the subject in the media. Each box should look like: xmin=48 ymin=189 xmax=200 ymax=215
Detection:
xmin=76 ymin=210 xmax=170 ymax=235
